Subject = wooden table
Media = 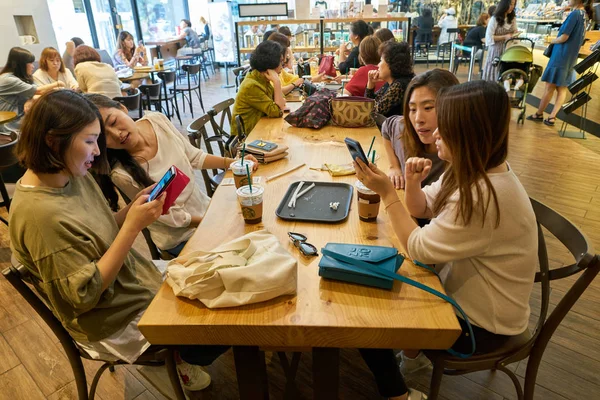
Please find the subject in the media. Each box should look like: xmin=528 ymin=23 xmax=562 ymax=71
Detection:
xmin=117 ymin=66 xmax=175 ymax=83
xmin=146 ymin=38 xmax=186 ymax=61
xmin=579 ymin=31 xmax=600 ymax=58
xmin=139 ymin=116 xmax=461 ymax=398
xmin=0 ymin=111 xmax=17 ymax=124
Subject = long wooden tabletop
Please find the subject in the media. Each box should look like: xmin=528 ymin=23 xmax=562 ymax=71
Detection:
xmin=138 ymin=115 xmax=461 ymax=350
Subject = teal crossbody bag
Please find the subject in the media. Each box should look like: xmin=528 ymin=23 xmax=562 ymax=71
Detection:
xmin=320 ymin=243 xmax=476 ymax=358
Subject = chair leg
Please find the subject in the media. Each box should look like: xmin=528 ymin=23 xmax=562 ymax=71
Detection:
xmin=89 ymin=363 xmax=112 ymax=400
xmin=165 ymin=349 xmax=187 ymax=400
xmin=172 ymin=97 xmax=182 ymax=125
xmin=428 ymin=360 xmax=444 ymax=400
xmin=195 ymin=86 xmax=205 ymax=113
xmin=0 ymin=175 xmax=11 ymax=212
xmin=498 ymin=365 xmax=524 ymax=400
xmin=0 ymin=216 xmax=7 ymax=226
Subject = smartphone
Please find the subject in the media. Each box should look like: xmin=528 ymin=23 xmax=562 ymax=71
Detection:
xmin=345 ymin=137 xmax=368 ymax=164
xmin=148 ymin=166 xmax=176 ymax=202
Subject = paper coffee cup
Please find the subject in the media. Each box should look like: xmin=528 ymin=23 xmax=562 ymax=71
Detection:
xmin=355 ymin=180 xmax=381 ymax=222
xmin=236 ymin=185 xmax=264 ymax=224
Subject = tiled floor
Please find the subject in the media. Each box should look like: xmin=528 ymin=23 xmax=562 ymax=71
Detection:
xmin=1 ymin=64 xmax=599 ymax=399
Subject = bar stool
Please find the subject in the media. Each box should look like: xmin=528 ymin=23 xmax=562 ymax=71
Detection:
xmin=175 ymin=64 xmax=204 ymax=118
xmin=156 ymin=70 xmax=182 ymax=125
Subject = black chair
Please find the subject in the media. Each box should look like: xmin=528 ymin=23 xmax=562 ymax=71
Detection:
xmin=156 ymin=70 xmax=182 ymax=125
xmin=3 ymin=257 xmax=186 ymax=400
xmin=413 ymin=28 xmax=433 ymax=68
xmin=138 ymin=79 xmax=163 ymax=112
xmin=436 ymin=28 xmax=460 ymax=68
xmin=0 ymin=131 xmax=19 ymax=225
xmin=232 ymin=65 xmax=250 ymax=92
xmin=176 ymin=63 xmax=204 ymax=118
xmin=113 ymin=88 xmax=142 ymax=120
xmin=187 ymin=114 xmax=225 ymax=197
xmin=424 ymin=197 xmax=600 ymax=400
xmin=371 ymin=112 xmax=387 ymax=132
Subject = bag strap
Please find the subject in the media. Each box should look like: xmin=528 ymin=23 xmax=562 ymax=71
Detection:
xmin=321 ymin=248 xmax=475 ymax=358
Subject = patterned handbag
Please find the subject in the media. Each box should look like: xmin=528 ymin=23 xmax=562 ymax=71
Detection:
xmin=330 ymin=96 xmax=376 ymax=128
xmin=284 ymin=89 xmax=337 ymax=129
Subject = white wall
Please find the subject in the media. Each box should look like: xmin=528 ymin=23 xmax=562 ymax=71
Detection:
xmin=0 ymin=0 xmax=58 ymax=65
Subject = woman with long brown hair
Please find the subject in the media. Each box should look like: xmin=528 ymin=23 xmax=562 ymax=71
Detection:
xmin=113 ymin=31 xmax=148 ymax=68
xmin=382 ymin=68 xmax=458 ymax=190
xmin=355 ymin=80 xmax=537 ymax=399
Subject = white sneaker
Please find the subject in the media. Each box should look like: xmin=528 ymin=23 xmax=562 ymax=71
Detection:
xmin=176 ymin=361 xmax=212 ymax=391
xmin=397 ymin=351 xmax=432 ymax=376
xmin=408 ymin=388 xmax=429 ymax=399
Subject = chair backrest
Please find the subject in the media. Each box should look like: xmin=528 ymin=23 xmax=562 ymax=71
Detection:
xmin=0 ymin=131 xmax=19 ymax=170
xmin=139 ymin=80 xmax=162 ymax=97
xmin=97 ymin=49 xmax=114 ymax=67
xmin=207 ymin=98 xmax=234 ymax=154
xmin=182 ymin=63 xmax=201 ymax=75
xmin=113 ymin=88 xmax=142 ymax=119
xmin=187 ymin=114 xmax=222 ymax=196
xmin=157 ymin=70 xmax=177 ymax=86
xmin=371 ymin=112 xmax=387 ymax=132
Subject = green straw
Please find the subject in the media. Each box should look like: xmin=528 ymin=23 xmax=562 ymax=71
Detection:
xmin=367 ymin=136 xmax=375 ymax=158
xmin=246 ymin=164 xmax=252 ymax=193
xmin=371 ymin=150 xmax=376 ymax=164
xmin=241 ymin=143 xmax=246 ymax=165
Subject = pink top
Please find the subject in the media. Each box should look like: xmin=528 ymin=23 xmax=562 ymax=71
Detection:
xmin=344 ymin=65 xmax=385 ymax=97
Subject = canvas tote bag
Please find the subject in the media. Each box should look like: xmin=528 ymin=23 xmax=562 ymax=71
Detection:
xmin=166 ymin=230 xmax=297 ymax=308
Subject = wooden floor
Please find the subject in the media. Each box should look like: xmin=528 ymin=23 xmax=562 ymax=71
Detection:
xmin=1 ymin=65 xmax=600 ymax=400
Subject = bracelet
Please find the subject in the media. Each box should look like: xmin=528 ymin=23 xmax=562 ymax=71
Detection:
xmin=223 ymin=157 xmax=229 ymax=170
xmin=384 ymin=199 xmax=402 ymax=212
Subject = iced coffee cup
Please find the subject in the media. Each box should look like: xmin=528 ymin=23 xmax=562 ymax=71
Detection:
xmin=355 ymin=180 xmax=381 ymax=222
xmin=236 ymin=185 xmax=264 ymax=224
xmin=230 ymin=159 xmax=255 ymax=189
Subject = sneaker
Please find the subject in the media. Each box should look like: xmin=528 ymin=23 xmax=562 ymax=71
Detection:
xmin=408 ymin=388 xmax=429 ymax=399
xmin=397 ymin=351 xmax=432 ymax=376
xmin=176 ymin=361 xmax=211 ymax=391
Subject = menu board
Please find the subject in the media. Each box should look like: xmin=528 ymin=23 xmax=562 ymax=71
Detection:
xmin=208 ymin=1 xmax=238 ymax=63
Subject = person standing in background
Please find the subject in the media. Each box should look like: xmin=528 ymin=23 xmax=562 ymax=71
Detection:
xmin=482 ymin=0 xmax=519 ymax=82
xmin=63 ymin=37 xmax=84 ymax=75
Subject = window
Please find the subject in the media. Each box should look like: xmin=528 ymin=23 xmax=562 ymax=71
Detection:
xmin=136 ymin=0 xmax=187 ymax=42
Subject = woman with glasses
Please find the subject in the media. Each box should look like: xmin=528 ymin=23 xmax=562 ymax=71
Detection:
xmin=231 ymin=41 xmax=286 ymax=136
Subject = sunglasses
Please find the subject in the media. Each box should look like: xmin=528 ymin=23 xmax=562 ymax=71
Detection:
xmin=288 ymin=232 xmax=319 ymax=257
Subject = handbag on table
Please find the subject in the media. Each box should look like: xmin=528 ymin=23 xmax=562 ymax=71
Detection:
xmin=318 ymin=55 xmax=336 ymax=77
xmin=330 ymin=96 xmax=376 ymax=128
xmin=166 ymin=230 xmax=297 ymax=308
xmin=284 ymin=89 xmax=337 ymax=129
xmin=320 ymin=242 xmax=476 ymax=358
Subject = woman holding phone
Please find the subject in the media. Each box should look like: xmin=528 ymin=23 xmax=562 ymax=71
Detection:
xmin=353 ymin=81 xmax=537 ymax=399
xmin=86 ymin=94 xmax=258 ymax=257
xmin=10 ymin=90 xmax=228 ymax=391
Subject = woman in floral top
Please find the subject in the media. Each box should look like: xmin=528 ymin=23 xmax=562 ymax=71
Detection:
xmin=365 ymin=41 xmax=415 ymax=117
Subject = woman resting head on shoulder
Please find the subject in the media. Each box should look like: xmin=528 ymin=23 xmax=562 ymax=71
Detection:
xmin=382 ymin=68 xmax=459 ymax=189
xmin=354 ymin=80 xmax=537 ymax=400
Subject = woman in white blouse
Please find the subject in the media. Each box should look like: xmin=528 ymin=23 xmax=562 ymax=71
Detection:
xmin=353 ymin=80 xmax=537 ymax=400
xmin=86 ymin=94 xmax=259 ymax=256
xmin=33 ymin=47 xmax=79 ymax=90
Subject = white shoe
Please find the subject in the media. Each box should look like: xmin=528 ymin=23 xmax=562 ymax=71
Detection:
xmin=397 ymin=351 xmax=432 ymax=376
xmin=408 ymin=388 xmax=429 ymax=399
xmin=176 ymin=361 xmax=211 ymax=391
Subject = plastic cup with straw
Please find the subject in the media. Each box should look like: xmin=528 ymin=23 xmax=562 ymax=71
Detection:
xmin=367 ymin=136 xmax=375 ymax=160
xmin=246 ymin=164 xmax=252 ymax=194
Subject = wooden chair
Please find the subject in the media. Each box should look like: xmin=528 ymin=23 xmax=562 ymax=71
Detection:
xmin=0 ymin=131 xmax=19 ymax=225
xmin=175 ymin=64 xmax=205 ymax=117
xmin=424 ymin=197 xmax=600 ymax=400
xmin=371 ymin=112 xmax=387 ymax=133
xmin=2 ymin=257 xmax=186 ymax=400
xmin=207 ymin=98 xmax=235 ymax=152
xmin=187 ymin=114 xmax=225 ymax=197
xmin=156 ymin=70 xmax=182 ymax=125
xmin=232 ymin=66 xmax=250 ymax=92
xmin=113 ymin=88 xmax=142 ymax=120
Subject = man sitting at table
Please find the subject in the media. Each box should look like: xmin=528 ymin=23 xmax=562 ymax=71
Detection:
xmin=231 ymin=41 xmax=286 ymax=136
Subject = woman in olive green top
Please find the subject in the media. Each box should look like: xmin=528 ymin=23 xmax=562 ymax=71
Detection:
xmin=231 ymin=40 xmax=286 ymax=136
xmin=9 ymin=90 xmax=227 ymax=391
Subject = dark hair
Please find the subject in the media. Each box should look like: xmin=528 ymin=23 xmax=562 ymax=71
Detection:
xmin=39 ymin=47 xmax=66 ymax=73
xmin=278 ymin=26 xmax=292 ymax=37
xmin=71 ymin=37 xmax=84 ymax=47
xmin=16 ymin=90 xmax=109 ymax=174
xmin=250 ymin=41 xmax=283 ymax=72
xmin=359 ymin=36 xmax=382 ymax=65
xmin=487 ymin=5 xmax=497 ymax=16
xmin=380 ymin=41 xmax=414 ymax=79
xmin=494 ymin=0 xmax=516 ymax=26
xmin=583 ymin=0 xmax=595 ymax=20
xmin=1 ymin=47 xmax=35 ymax=83
xmin=422 ymin=8 xmax=432 ymax=18
xmin=267 ymin=32 xmax=290 ymax=51
xmin=402 ymin=69 xmax=459 ymax=159
xmin=73 ymin=45 xmax=101 ymax=67
xmin=181 ymin=19 xmax=192 ymax=27
xmin=374 ymin=28 xmax=395 ymax=43
xmin=434 ymin=81 xmax=510 ymax=227
xmin=116 ymin=31 xmax=136 ymax=61
xmin=477 ymin=13 xmax=490 ymax=27
xmin=84 ymin=93 xmax=154 ymax=211
xmin=350 ymin=20 xmax=372 ymax=41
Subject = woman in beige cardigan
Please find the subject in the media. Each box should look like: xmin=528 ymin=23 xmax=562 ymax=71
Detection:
xmin=73 ymin=45 xmax=122 ymax=99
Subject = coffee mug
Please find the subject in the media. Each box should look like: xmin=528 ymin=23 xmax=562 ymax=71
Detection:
xmin=19 ymin=35 xmax=36 ymax=45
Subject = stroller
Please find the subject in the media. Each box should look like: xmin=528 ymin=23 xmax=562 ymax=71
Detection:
xmin=494 ymin=38 xmax=543 ymax=124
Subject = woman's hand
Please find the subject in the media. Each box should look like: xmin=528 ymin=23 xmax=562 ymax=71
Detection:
xmin=123 ymin=193 xmax=166 ymax=233
xmin=262 ymin=69 xmax=280 ymax=84
xmin=353 ymin=158 xmax=395 ymax=199
xmin=293 ymin=78 xmax=304 ymax=87
xmin=367 ymin=70 xmax=381 ymax=89
xmin=388 ymin=167 xmax=405 ymax=189
xmin=132 ymin=183 xmax=157 ymax=202
xmin=237 ymin=154 xmax=259 ymax=171
xmin=404 ymin=157 xmax=432 ymax=186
